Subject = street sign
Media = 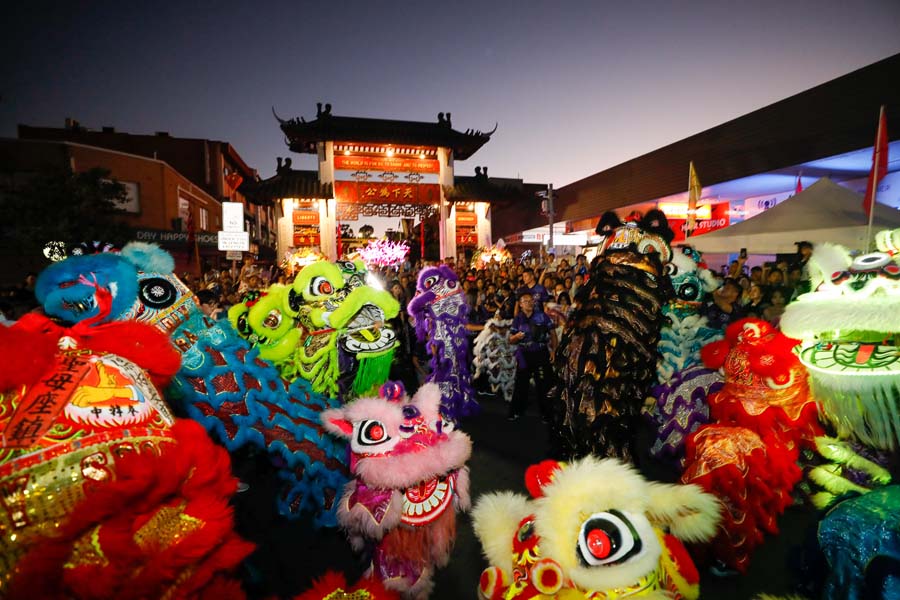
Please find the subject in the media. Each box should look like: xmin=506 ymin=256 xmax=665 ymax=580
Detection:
xmin=225 ymin=250 xmax=242 ymax=260
xmin=222 ymin=202 xmax=244 ymax=232
xmin=218 ymin=231 xmax=249 ymax=251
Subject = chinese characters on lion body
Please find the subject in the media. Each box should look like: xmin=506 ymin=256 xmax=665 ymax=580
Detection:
xmin=0 ymin=258 xmax=251 ymax=598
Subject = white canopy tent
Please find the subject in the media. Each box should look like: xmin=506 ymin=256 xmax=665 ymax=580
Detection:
xmin=688 ymin=178 xmax=900 ymax=255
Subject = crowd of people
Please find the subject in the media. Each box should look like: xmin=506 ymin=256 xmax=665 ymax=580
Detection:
xmin=4 ymin=244 xmax=811 ymax=423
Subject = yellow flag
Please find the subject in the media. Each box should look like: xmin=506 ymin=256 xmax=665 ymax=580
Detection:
xmin=687 ymin=161 xmax=702 ymax=237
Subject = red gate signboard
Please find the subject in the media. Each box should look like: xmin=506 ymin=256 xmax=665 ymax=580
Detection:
xmin=334 ymin=155 xmax=440 ymax=173
xmin=333 ymin=181 xmax=440 ymax=205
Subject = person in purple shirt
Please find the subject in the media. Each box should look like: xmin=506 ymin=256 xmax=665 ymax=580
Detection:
xmin=507 ymin=292 xmax=558 ymax=421
xmin=515 ymin=268 xmax=551 ymax=313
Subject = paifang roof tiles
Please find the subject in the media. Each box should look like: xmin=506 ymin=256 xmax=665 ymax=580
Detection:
xmin=276 ymin=108 xmax=496 ymax=160
xmin=552 ymin=53 xmax=900 ymax=229
xmin=240 ymin=169 xmax=332 ymax=205
xmin=444 ymin=174 xmax=547 ymax=203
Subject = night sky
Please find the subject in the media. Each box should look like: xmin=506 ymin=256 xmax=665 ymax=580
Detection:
xmin=2 ymin=0 xmax=899 ymax=187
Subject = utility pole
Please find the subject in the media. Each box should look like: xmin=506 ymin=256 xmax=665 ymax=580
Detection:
xmin=540 ymin=183 xmax=555 ymax=251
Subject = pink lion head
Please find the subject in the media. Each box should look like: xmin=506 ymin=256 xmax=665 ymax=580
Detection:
xmin=321 ymin=382 xmax=472 ymax=490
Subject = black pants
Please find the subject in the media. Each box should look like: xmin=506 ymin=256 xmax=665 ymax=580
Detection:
xmin=509 ymin=349 xmax=552 ymax=418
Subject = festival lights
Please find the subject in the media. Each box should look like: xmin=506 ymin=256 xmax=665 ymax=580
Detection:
xmin=356 ymin=238 xmax=410 ymax=268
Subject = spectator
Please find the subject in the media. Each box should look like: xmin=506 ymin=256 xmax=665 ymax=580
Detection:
xmin=574 ymin=254 xmax=588 ymax=277
xmin=196 ymin=289 xmax=224 ymax=320
xmin=516 ymin=268 xmax=550 ymax=312
xmin=703 ymin=278 xmax=746 ymax=329
xmin=749 ymin=265 xmax=764 ymax=286
xmin=762 ymin=286 xmax=790 ymax=326
xmin=570 ymin=272 xmax=585 ymax=298
xmin=507 ymin=293 xmax=557 ymax=421
xmin=744 ymin=283 xmax=766 ymax=318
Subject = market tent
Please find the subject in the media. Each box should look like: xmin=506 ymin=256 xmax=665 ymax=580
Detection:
xmin=688 ymin=178 xmax=900 ymax=254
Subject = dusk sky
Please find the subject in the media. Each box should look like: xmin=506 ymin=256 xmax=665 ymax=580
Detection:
xmin=3 ymin=1 xmax=899 ymax=188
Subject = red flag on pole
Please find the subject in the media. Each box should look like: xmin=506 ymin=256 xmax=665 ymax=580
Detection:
xmin=225 ymin=173 xmax=244 ymax=195
xmin=864 ymin=106 xmax=888 ymax=219
xmin=795 ymin=172 xmax=803 ymax=195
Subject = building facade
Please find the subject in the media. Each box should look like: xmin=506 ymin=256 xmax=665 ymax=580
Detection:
xmin=16 ymin=122 xmax=275 ymax=266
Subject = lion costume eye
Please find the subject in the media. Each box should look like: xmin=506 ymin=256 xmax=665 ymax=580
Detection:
xmin=851 ymin=252 xmax=891 ymax=272
xmin=235 ymin=311 xmax=251 ymax=337
xmin=765 ymin=371 xmax=796 ymax=390
xmin=139 ymin=277 xmax=178 ymax=308
xmin=576 ymin=510 xmax=643 ymax=566
xmin=423 ymin=275 xmax=439 ymax=289
xmin=263 ymin=309 xmax=282 ymax=329
xmin=356 ymin=420 xmax=390 ymax=446
xmin=309 ymin=276 xmax=334 ymax=296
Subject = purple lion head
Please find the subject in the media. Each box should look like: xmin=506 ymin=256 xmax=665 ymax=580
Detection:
xmin=407 ymin=265 xmax=462 ymax=317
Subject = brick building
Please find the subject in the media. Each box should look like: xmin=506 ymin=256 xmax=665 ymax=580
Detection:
xmin=14 ymin=122 xmax=275 ymax=270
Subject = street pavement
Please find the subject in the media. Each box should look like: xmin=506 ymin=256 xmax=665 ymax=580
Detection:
xmin=232 ymin=391 xmax=817 ymax=599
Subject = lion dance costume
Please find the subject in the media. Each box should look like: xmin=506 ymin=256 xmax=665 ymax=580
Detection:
xmin=472 ymin=456 xmax=720 ymax=599
xmin=778 ymin=233 xmax=900 ymax=598
xmin=407 ymin=265 xmax=478 ymax=422
xmin=0 ymin=252 xmax=252 ymax=598
xmin=472 ymin=313 xmax=517 ymax=404
xmin=646 ymin=246 xmax=724 ymax=464
xmin=321 ymin=382 xmax=471 ymax=599
xmin=680 ymin=318 xmax=822 ymax=574
xmin=781 ymin=233 xmax=900 ymax=450
xmin=551 ymin=210 xmax=674 ymax=461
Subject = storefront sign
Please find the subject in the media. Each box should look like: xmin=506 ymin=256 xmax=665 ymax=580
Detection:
xmin=134 ymin=229 xmax=218 ymax=247
xmin=455 ymin=211 xmax=477 ymax=226
xmin=334 ymin=155 xmax=440 ymax=174
xmin=334 ymin=181 xmax=440 ymax=205
xmin=217 ymin=231 xmax=250 ymax=252
xmin=293 ymin=233 xmax=321 ymax=247
xmin=292 ymin=210 xmax=320 ymax=225
xmin=456 ymin=227 xmax=477 ymax=246
xmin=222 ymin=202 xmax=244 ymax=232
xmin=669 ymin=202 xmax=730 ymax=242
xmin=505 ymin=232 xmax=544 ymax=244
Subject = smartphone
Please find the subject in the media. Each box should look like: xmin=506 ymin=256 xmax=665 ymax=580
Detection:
xmin=739 ymin=248 xmax=747 ymax=259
